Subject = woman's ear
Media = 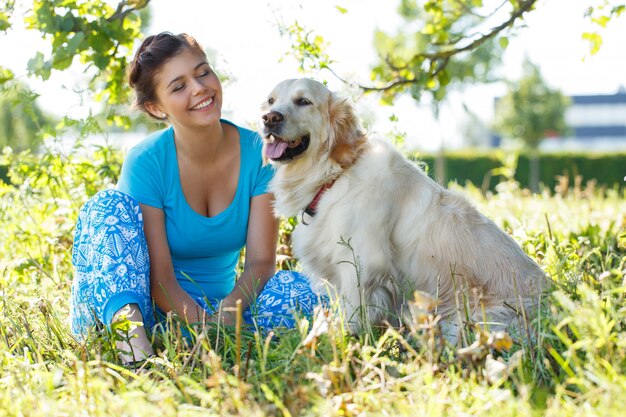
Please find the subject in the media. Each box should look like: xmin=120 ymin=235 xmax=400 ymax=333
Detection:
xmin=328 ymin=93 xmax=366 ymax=168
xmin=144 ymin=101 xmax=167 ymax=120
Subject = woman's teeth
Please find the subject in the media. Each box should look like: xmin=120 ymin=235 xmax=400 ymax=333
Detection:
xmin=191 ymin=98 xmax=213 ymax=110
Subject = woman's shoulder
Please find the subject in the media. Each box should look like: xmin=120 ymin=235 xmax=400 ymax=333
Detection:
xmin=222 ymin=119 xmax=262 ymax=149
xmin=127 ymin=126 xmax=174 ymax=159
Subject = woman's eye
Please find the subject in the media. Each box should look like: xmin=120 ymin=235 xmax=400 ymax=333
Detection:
xmin=198 ymin=70 xmax=209 ymax=78
xmin=296 ymin=97 xmax=312 ymax=106
xmin=173 ymin=84 xmax=185 ymax=92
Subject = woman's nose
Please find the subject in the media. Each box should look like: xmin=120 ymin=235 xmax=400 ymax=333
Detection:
xmin=191 ymin=78 xmax=208 ymax=95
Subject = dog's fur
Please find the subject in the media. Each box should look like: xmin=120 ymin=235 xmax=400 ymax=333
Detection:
xmin=261 ymin=78 xmax=547 ymax=333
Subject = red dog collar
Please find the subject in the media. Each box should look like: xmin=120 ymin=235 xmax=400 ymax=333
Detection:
xmin=302 ymin=181 xmax=335 ymax=224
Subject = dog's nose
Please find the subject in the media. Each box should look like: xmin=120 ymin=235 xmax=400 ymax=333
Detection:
xmin=262 ymin=111 xmax=284 ymax=127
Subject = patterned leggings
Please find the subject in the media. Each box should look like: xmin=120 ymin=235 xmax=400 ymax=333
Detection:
xmin=69 ymin=189 xmax=321 ymax=339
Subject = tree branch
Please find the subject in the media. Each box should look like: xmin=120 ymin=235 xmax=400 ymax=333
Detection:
xmin=427 ymin=0 xmax=537 ymax=59
xmin=359 ymin=0 xmax=538 ymax=93
xmin=107 ymin=0 xmax=151 ymax=22
xmin=456 ymin=0 xmax=509 ymax=20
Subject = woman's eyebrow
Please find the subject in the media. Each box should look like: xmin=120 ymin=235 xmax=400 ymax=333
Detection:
xmin=166 ymin=62 xmax=209 ymax=88
xmin=167 ymin=76 xmax=184 ymax=88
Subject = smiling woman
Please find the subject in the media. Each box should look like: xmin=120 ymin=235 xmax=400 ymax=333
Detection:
xmin=127 ymin=33 xmax=220 ymax=123
xmin=68 ymin=32 xmax=324 ymax=366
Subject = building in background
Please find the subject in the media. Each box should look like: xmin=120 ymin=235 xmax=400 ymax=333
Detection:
xmin=542 ymin=88 xmax=626 ymax=152
xmin=492 ymin=88 xmax=626 ymax=151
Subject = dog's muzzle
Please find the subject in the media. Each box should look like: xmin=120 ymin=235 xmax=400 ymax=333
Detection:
xmin=262 ymin=111 xmax=310 ymax=161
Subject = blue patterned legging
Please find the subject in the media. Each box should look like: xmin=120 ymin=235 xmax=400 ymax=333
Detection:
xmin=69 ymin=189 xmax=321 ymax=339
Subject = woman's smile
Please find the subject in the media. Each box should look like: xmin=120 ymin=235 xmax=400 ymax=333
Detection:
xmin=190 ymin=97 xmax=214 ymax=111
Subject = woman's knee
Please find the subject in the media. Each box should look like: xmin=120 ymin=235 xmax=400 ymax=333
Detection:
xmin=75 ymin=190 xmax=145 ymax=244
xmin=83 ymin=189 xmax=141 ymax=218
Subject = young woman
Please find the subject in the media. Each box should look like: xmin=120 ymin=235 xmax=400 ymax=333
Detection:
xmin=69 ymin=32 xmax=321 ymax=364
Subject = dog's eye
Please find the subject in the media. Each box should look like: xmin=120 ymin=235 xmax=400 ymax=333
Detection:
xmin=296 ymin=97 xmax=312 ymax=106
xmin=268 ymin=97 xmax=274 ymax=105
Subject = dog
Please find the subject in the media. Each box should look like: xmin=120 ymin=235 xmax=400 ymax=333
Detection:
xmin=260 ymin=78 xmax=547 ymax=336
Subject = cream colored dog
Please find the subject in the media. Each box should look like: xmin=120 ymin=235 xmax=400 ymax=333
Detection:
xmin=261 ymin=78 xmax=546 ymax=334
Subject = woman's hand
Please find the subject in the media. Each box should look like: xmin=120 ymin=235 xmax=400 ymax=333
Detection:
xmin=220 ymin=193 xmax=278 ymax=313
xmin=210 ymin=310 xmax=237 ymax=326
xmin=141 ymin=203 xmax=208 ymax=323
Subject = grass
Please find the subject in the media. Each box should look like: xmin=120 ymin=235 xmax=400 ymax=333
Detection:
xmin=1 ymin=144 xmax=625 ymax=416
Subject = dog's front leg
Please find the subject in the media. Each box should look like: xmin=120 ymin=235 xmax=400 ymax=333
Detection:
xmin=331 ymin=237 xmax=399 ymax=333
xmin=336 ymin=273 xmax=397 ymax=334
xmin=336 ymin=284 xmax=365 ymax=334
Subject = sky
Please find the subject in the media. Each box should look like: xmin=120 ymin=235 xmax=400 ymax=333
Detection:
xmin=1 ymin=0 xmax=625 ymax=151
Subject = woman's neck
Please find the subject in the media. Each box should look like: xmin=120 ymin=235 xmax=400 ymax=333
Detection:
xmin=172 ymin=121 xmax=227 ymax=164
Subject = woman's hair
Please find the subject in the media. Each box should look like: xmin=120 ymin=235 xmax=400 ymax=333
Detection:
xmin=127 ymin=32 xmax=206 ymax=119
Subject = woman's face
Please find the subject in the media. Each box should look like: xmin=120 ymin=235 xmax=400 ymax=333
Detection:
xmin=147 ymin=47 xmax=222 ymax=130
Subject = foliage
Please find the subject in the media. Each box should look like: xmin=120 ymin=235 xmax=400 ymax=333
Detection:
xmin=414 ymin=149 xmax=626 ymax=193
xmin=24 ymin=0 xmax=148 ymax=104
xmin=1 ymin=0 xmax=151 ymax=127
xmin=583 ymin=0 xmax=626 ymax=54
xmin=0 ymin=121 xmax=122 ymax=292
xmin=368 ymin=0 xmax=528 ymax=104
xmin=1 ymin=139 xmax=626 ymax=416
xmin=0 ymin=80 xmax=54 ymax=152
xmin=493 ymin=60 xmax=570 ymax=150
xmin=0 ymin=1 xmax=15 ymax=32
xmin=283 ymin=0 xmax=539 ymax=105
xmin=279 ymin=21 xmax=334 ymax=74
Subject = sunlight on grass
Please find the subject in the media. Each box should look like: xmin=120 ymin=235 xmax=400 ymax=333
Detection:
xmin=1 ymin=141 xmax=625 ymax=416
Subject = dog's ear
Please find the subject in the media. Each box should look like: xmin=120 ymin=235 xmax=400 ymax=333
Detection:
xmin=328 ymin=93 xmax=366 ymax=168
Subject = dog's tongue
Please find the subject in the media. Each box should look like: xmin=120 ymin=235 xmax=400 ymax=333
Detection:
xmin=265 ymin=140 xmax=289 ymax=159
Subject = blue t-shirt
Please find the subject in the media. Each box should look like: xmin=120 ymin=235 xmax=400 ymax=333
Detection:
xmin=116 ymin=120 xmax=274 ymax=301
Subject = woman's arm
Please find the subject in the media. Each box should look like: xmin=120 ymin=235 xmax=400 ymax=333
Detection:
xmin=220 ymin=193 xmax=278 ymax=322
xmin=140 ymin=203 xmax=207 ymax=324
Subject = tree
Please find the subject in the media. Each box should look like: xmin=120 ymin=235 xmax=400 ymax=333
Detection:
xmin=284 ymin=0 xmax=624 ymax=102
xmin=0 ymin=80 xmax=53 ymax=152
xmin=493 ymin=59 xmax=570 ymax=191
xmin=1 ymin=0 xmax=151 ymax=128
xmin=284 ymin=0 xmax=539 ymax=105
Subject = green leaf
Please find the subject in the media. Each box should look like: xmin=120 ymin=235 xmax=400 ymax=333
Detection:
xmin=499 ymin=36 xmax=509 ymax=49
xmin=0 ymin=67 xmax=13 ymax=84
xmin=582 ymin=32 xmax=603 ymax=55
xmin=93 ymin=54 xmax=110 ymax=70
xmin=422 ymin=23 xmax=435 ymax=35
xmin=52 ymin=51 xmax=74 ymax=71
xmin=335 ymin=5 xmax=348 ymax=14
xmin=591 ymin=15 xmax=610 ymax=28
xmin=0 ymin=11 xmax=10 ymax=31
xmin=66 ymin=31 xmax=85 ymax=55
xmin=27 ymin=52 xmax=52 ymax=80
xmin=60 ymin=12 xmax=75 ymax=32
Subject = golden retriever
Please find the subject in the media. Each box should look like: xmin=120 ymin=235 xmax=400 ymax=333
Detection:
xmin=261 ymin=78 xmax=547 ymax=336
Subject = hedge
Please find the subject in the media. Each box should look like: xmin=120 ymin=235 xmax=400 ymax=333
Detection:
xmin=411 ymin=150 xmax=626 ymax=192
xmin=2 ymin=151 xmax=625 ymax=193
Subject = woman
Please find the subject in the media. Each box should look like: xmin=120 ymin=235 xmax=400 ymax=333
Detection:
xmin=69 ymin=32 xmax=320 ymax=365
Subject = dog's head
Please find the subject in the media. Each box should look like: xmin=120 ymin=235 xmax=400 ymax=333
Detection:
xmin=260 ymin=78 xmax=365 ymax=168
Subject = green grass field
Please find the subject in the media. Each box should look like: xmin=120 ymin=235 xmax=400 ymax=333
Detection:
xmin=1 ymin=145 xmax=625 ymax=416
